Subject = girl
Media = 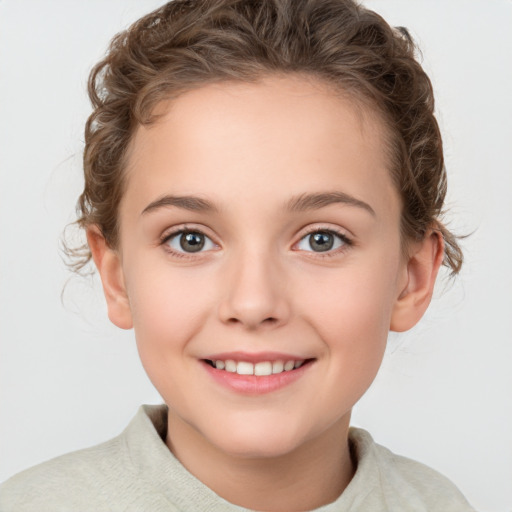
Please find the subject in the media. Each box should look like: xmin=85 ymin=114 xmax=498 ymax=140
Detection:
xmin=0 ymin=0 xmax=485 ymax=510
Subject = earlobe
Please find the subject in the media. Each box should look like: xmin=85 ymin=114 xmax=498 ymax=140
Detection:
xmin=390 ymin=230 xmax=444 ymax=332
xmin=86 ymin=226 xmax=133 ymax=330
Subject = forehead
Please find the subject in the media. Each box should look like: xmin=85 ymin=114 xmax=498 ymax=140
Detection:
xmin=122 ymin=75 xmax=398 ymax=222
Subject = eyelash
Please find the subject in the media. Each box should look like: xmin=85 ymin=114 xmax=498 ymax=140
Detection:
xmin=159 ymin=226 xmax=353 ymax=260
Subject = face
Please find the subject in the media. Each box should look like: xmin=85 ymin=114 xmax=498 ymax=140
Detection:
xmin=111 ymin=75 xmax=410 ymax=459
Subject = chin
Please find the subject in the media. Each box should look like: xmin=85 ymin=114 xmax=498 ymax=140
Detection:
xmin=204 ymin=414 xmax=313 ymax=460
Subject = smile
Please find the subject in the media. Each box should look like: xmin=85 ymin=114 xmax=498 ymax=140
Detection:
xmin=204 ymin=359 xmax=306 ymax=375
xmin=201 ymin=355 xmax=316 ymax=394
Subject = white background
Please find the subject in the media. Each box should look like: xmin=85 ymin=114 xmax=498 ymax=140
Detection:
xmin=0 ymin=1 xmax=511 ymax=510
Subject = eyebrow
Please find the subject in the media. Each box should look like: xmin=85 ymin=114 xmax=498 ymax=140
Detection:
xmin=141 ymin=195 xmax=219 ymax=215
xmin=287 ymin=191 xmax=376 ymax=216
xmin=141 ymin=191 xmax=375 ymax=217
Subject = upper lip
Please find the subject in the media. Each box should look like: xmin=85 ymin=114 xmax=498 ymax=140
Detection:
xmin=203 ymin=351 xmax=313 ymax=363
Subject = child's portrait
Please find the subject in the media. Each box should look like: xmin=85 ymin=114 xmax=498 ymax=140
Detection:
xmin=1 ymin=1 xmax=511 ymax=511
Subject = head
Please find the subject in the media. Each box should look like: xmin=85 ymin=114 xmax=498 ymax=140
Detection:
xmin=71 ymin=0 xmax=462 ymax=459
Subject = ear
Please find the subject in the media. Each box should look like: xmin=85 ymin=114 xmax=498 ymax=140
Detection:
xmin=390 ymin=230 xmax=444 ymax=332
xmin=86 ymin=226 xmax=133 ymax=330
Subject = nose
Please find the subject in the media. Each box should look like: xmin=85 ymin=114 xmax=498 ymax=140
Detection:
xmin=217 ymin=247 xmax=291 ymax=330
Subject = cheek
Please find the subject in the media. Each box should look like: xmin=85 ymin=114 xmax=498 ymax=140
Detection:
xmin=297 ymin=288 xmax=390 ymax=429
xmin=303 ymin=257 xmax=397 ymax=332
xmin=125 ymin=260 xmax=216 ymax=354
xmin=124 ymin=261 xmax=219 ymax=403
xmin=299 ymin=254 xmax=399 ymax=379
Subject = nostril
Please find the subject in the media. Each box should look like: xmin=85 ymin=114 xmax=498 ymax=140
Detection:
xmin=225 ymin=316 xmax=279 ymax=329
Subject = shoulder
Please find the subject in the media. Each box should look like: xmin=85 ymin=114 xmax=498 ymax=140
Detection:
xmin=0 ymin=405 xmax=177 ymax=512
xmin=347 ymin=427 xmax=476 ymax=512
xmin=0 ymin=434 xmax=132 ymax=511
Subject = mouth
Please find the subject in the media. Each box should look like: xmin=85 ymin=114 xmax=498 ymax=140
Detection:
xmin=202 ymin=358 xmax=315 ymax=376
xmin=200 ymin=355 xmax=316 ymax=394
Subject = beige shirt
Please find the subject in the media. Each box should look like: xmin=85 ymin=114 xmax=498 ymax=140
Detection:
xmin=0 ymin=404 xmax=476 ymax=511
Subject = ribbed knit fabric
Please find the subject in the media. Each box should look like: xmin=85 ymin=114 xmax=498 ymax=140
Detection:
xmin=0 ymin=404 xmax=475 ymax=511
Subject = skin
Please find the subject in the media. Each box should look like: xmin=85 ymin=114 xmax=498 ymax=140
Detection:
xmin=88 ymin=75 xmax=443 ymax=511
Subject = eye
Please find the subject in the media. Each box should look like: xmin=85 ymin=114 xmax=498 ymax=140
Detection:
xmin=164 ymin=230 xmax=216 ymax=254
xmin=296 ymin=229 xmax=350 ymax=253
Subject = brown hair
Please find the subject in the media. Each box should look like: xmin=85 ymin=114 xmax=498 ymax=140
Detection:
xmin=69 ymin=0 xmax=463 ymax=274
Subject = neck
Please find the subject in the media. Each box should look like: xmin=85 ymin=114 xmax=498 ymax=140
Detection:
xmin=166 ymin=412 xmax=355 ymax=512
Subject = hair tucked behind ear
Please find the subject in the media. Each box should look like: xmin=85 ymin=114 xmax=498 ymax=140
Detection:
xmin=65 ymin=0 xmax=463 ymax=275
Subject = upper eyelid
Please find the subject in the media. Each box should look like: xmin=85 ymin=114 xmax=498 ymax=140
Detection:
xmin=161 ymin=224 xmax=215 ymax=242
xmin=301 ymin=226 xmax=344 ymax=236
xmin=297 ymin=225 xmax=352 ymax=243
xmin=160 ymin=224 xmax=350 ymax=237
xmin=296 ymin=227 xmax=351 ymax=245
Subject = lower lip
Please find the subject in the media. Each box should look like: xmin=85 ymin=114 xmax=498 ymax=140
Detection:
xmin=201 ymin=360 xmax=313 ymax=395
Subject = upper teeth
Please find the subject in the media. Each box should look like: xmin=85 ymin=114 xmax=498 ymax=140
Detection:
xmin=213 ymin=359 xmax=304 ymax=376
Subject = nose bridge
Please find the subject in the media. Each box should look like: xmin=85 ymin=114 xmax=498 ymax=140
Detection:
xmin=218 ymin=241 xmax=290 ymax=329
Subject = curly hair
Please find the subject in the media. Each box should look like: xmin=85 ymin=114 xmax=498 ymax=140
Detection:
xmin=68 ymin=0 xmax=463 ymax=274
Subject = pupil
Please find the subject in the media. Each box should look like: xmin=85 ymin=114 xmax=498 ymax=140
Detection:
xmin=180 ymin=232 xmax=205 ymax=252
xmin=310 ymin=232 xmax=333 ymax=252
